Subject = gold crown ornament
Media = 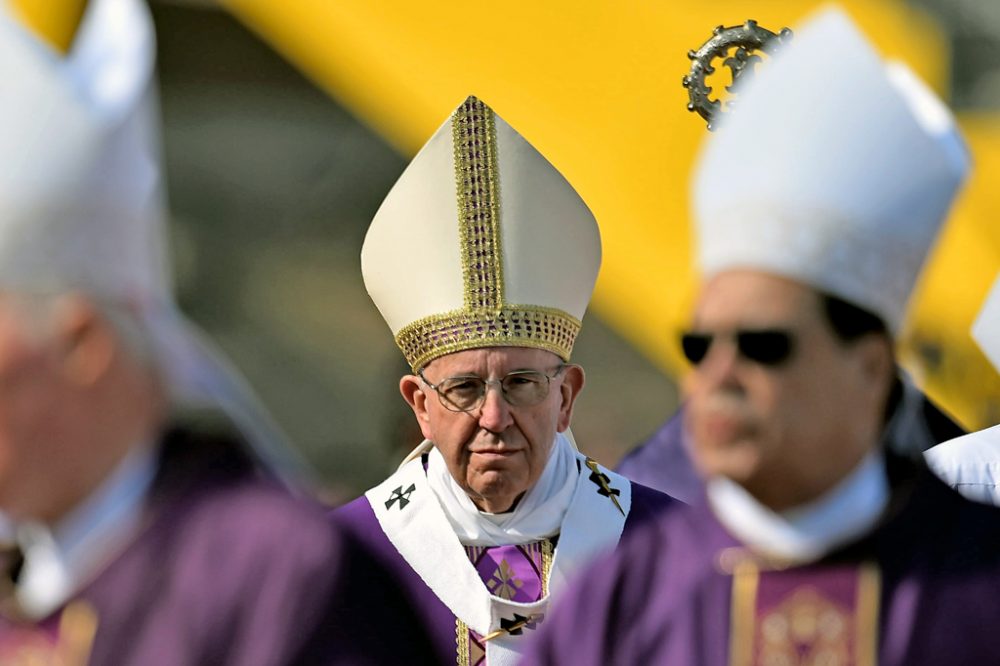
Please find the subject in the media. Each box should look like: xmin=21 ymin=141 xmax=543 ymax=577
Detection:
xmin=683 ymin=20 xmax=792 ymax=130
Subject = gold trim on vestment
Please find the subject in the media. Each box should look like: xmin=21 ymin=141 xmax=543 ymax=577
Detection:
xmin=540 ymin=539 xmax=554 ymax=597
xmin=728 ymin=560 xmax=759 ymax=666
xmin=58 ymin=600 xmax=99 ymax=666
xmin=856 ymin=562 xmax=881 ymax=666
xmin=456 ymin=616 xmax=470 ymax=666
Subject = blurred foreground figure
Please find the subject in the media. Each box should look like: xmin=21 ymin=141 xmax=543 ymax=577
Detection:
xmin=926 ymin=275 xmax=1000 ymax=502
xmin=523 ymin=8 xmax=1000 ymax=665
xmin=0 ymin=1 xmax=433 ymax=663
xmin=332 ymin=96 xmax=673 ymax=665
xmin=618 ymin=372 xmax=965 ymax=503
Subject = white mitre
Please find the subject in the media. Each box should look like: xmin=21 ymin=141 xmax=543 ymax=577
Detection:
xmin=972 ymin=273 xmax=1000 ymax=373
xmin=362 ymin=96 xmax=601 ymax=371
xmin=692 ymin=7 xmax=970 ymax=333
xmin=0 ymin=0 xmax=301 ymax=480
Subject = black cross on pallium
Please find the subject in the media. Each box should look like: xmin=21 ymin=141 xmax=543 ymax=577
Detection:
xmin=584 ymin=458 xmax=625 ymax=516
xmin=385 ymin=484 xmax=416 ymax=510
xmin=500 ymin=613 xmax=543 ymax=636
xmin=482 ymin=612 xmax=545 ymax=642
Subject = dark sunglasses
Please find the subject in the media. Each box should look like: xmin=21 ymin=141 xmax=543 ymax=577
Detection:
xmin=680 ymin=329 xmax=796 ymax=367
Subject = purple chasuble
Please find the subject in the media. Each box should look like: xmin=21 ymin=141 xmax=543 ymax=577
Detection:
xmin=522 ymin=454 xmax=1000 ymax=665
xmin=468 ymin=543 xmax=548 ymax=604
xmin=332 ymin=475 xmax=675 ymax=665
xmin=615 ymin=409 xmax=703 ymax=504
xmin=0 ymin=426 xmax=436 ymax=666
xmin=460 ymin=541 xmax=552 ymax=665
xmin=728 ymin=562 xmax=880 ymax=665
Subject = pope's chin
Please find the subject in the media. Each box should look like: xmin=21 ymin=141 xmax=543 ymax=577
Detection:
xmin=468 ymin=466 xmax=528 ymax=508
xmin=468 ymin=457 xmax=524 ymax=484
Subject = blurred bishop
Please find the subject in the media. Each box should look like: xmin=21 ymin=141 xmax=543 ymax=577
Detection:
xmin=0 ymin=0 xmax=435 ymax=663
xmin=523 ymin=8 xmax=1000 ymax=665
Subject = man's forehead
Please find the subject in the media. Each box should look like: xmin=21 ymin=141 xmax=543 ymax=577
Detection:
xmin=694 ymin=270 xmax=821 ymax=327
xmin=423 ymin=346 xmax=563 ymax=375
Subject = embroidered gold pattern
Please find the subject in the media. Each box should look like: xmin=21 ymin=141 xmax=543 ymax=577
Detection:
xmin=452 ymin=96 xmax=503 ymax=311
xmin=456 ymin=617 xmax=470 ymax=666
xmin=487 ymin=559 xmax=525 ymax=600
xmin=396 ymin=96 xmax=582 ymax=371
xmin=727 ymin=561 xmax=883 ymax=666
xmin=397 ymin=304 xmax=580 ymax=372
xmin=758 ymin=587 xmax=851 ymax=665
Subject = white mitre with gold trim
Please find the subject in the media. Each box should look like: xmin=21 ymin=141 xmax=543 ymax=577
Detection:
xmin=692 ymin=7 xmax=970 ymax=333
xmin=973 ymin=273 xmax=1000 ymax=373
xmin=362 ymin=96 xmax=601 ymax=371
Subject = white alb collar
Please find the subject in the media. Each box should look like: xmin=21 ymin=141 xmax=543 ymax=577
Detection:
xmin=16 ymin=442 xmax=157 ymax=619
xmin=707 ymin=450 xmax=889 ymax=562
xmin=426 ymin=431 xmax=578 ymax=547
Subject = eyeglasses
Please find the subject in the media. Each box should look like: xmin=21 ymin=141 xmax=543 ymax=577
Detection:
xmin=419 ymin=365 xmax=571 ymax=413
xmin=680 ymin=329 xmax=795 ymax=367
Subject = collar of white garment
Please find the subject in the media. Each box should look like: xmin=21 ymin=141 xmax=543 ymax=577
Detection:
xmin=366 ymin=431 xmax=631 ymax=665
xmin=707 ymin=449 xmax=889 ymax=563
xmin=425 ymin=430 xmax=578 ymax=546
xmin=16 ymin=443 xmax=157 ymax=619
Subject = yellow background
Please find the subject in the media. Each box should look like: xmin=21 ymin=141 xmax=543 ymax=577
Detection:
xmin=23 ymin=0 xmax=1000 ymax=430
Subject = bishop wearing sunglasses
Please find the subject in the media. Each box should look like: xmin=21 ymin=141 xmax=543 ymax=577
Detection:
xmin=331 ymin=96 xmax=674 ymax=665
xmin=526 ymin=9 xmax=1000 ymax=665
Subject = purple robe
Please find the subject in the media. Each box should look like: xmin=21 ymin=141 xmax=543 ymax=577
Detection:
xmin=616 ymin=378 xmax=964 ymax=502
xmin=332 ymin=468 xmax=674 ymax=664
xmin=522 ymin=454 xmax=1000 ymax=665
xmin=615 ymin=410 xmax=702 ymax=504
xmin=0 ymin=426 xmax=436 ymax=665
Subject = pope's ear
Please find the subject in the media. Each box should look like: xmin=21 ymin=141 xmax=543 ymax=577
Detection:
xmin=400 ymin=374 xmax=435 ymax=440
xmin=556 ymin=364 xmax=585 ymax=432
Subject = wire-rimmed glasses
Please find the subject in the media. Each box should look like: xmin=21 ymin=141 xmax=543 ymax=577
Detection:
xmin=419 ymin=364 xmax=572 ymax=412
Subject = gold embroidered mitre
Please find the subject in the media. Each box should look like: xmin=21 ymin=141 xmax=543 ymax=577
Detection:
xmin=362 ymin=96 xmax=601 ymax=371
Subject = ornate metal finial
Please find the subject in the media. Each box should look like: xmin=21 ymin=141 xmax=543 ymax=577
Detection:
xmin=682 ymin=20 xmax=793 ymax=130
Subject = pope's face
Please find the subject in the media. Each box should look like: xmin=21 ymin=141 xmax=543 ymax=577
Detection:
xmin=683 ymin=270 xmax=891 ymax=510
xmin=402 ymin=347 xmax=584 ymax=513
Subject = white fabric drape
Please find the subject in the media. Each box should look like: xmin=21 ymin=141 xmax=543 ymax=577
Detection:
xmin=426 ymin=431 xmax=577 ymax=546
xmin=707 ymin=450 xmax=889 ymax=562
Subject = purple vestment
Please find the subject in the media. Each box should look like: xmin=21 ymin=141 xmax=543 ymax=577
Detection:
xmin=332 ymin=468 xmax=674 ymax=665
xmin=522 ymin=454 xmax=1000 ymax=665
xmin=615 ymin=410 xmax=703 ymax=504
xmin=0 ymin=426 xmax=436 ymax=665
